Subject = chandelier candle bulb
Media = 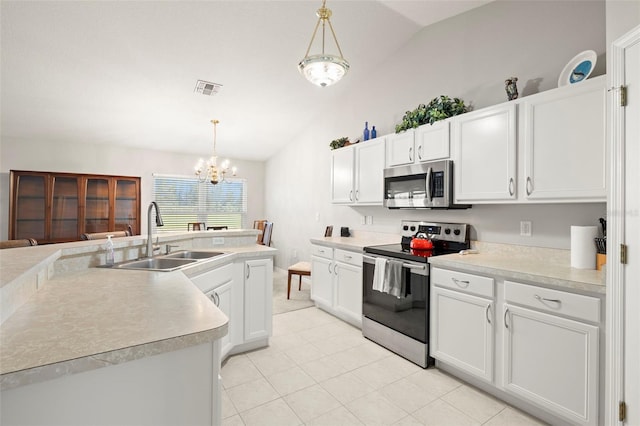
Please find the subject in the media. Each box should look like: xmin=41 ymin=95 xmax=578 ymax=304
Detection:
xmin=194 ymin=120 xmax=236 ymax=185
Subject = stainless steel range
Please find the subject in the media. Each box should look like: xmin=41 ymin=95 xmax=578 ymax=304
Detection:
xmin=362 ymin=220 xmax=470 ymax=368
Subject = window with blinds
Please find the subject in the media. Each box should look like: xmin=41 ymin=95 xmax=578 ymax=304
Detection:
xmin=153 ymin=175 xmax=247 ymax=231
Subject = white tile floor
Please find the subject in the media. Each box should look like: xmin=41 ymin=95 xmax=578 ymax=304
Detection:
xmin=221 ymin=307 xmax=547 ymax=426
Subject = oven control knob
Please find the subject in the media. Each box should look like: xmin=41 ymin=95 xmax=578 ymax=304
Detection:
xmin=453 ymin=229 xmax=461 ymax=236
xmin=403 ymin=225 xmax=409 ymax=231
xmin=410 ymin=226 xmax=416 ymax=232
xmin=444 ymin=228 xmax=451 ymax=235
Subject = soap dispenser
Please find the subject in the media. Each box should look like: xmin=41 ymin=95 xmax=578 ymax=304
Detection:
xmin=105 ymin=235 xmax=115 ymax=266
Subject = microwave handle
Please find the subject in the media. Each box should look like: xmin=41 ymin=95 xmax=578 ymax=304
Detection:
xmin=425 ymin=167 xmax=433 ymax=201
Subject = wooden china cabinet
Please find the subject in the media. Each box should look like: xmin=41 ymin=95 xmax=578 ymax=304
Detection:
xmin=9 ymin=170 xmax=140 ymax=244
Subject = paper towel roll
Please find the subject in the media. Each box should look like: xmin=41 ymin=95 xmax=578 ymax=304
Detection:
xmin=571 ymin=226 xmax=598 ymax=269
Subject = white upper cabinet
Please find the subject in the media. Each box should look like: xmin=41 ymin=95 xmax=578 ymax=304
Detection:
xmin=331 ymin=145 xmax=355 ymax=204
xmin=331 ymin=138 xmax=386 ymax=205
xmin=387 ymin=122 xmax=451 ymax=167
xmin=354 ymin=137 xmax=385 ymax=205
xmin=452 ymin=103 xmax=517 ymax=203
xmin=386 ymin=130 xmax=415 ymax=167
xmin=521 ymin=76 xmax=605 ymax=201
xmin=415 ymin=120 xmax=450 ymax=162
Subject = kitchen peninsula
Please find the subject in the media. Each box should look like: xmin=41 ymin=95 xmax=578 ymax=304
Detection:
xmin=0 ymin=229 xmax=275 ymax=426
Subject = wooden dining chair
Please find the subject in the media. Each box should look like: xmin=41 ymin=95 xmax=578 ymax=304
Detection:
xmin=261 ymin=221 xmax=273 ymax=247
xmin=81 ymin=230 xmax=130 ymax=240
xmin=207 ymin=226 xmax=228 ymax=230
xmin=0 ymin=238 xmax=38 ymax=249
xmin=187 ymin=222 xmax=205 ymax=231
xmin=253 ymin=220 xmax=266 ymax=244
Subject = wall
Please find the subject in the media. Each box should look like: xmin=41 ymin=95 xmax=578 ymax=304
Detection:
xmin=0 ymin=139 xmax=265 ymax=240
xmin=606 ymin=0 xmax=640 ymax=47
xmin=265 ymin=0 xmax=607 ymax=268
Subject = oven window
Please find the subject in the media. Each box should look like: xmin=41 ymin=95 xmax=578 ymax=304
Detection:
xmin=362 ymin=261 xmax=429 ymax=343
xmin=385 ymin=174 xmax=426 ymax=200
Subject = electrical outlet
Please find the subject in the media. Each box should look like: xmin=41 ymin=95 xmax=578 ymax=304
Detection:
xmin=360 ymin=215 xmax=366 ymax=225
xmin=212 ymin=237 xmax=225 ymax=245
xmin=520 ymin=221 xmax=532 ymax=237
xmin=366 ymin=215 xmax=373 ymax=225
xmin=315 ymin=212 xmax=320 ymax=222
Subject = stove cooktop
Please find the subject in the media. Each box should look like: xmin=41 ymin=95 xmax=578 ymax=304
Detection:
xmin=364 ymin=220 xmax=471 ymax=263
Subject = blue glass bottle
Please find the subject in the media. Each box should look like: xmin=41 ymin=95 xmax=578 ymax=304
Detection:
xmin=363 ymin=122 xmax=370 ymax=141
xmin=371 ymin=125 xmax=377 ymax=139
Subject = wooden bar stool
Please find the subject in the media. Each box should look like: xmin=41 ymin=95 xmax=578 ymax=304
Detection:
xmin=287 ymin=261 xmax=311 ymax=299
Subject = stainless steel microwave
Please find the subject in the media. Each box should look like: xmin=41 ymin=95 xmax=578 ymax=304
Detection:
xmin=384 ymin=160 xmax=469 ymax=209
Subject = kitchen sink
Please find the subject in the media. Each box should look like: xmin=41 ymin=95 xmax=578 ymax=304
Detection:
xmin=163 ymin=250 xmax=225 ymax=260
xmin=114 ymin=257 xmax=197 ymax=271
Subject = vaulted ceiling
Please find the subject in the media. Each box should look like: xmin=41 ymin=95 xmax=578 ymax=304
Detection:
xmin=1 ymin=1 xmax=491 ymax=161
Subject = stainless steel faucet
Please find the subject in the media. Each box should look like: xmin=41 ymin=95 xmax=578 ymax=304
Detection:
xmin=147 ymin=201 xmax=164 ymax=258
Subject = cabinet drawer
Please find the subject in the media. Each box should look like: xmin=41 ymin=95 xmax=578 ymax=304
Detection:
xmin=504 ymin=281 xmax=600 ymax=323
xmin=311 ymin=245 xmax=333 ymax=260
xmin=431 ymin=268 xmax=494 ymax=298
xmin=334 ymin=249 xmax=362 ymax=267
xmin=190 ymin=263 xmax=234 ymax=292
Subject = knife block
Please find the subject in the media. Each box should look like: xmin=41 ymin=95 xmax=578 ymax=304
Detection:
xmin=596 ymin=253 xmax=606 ymax=271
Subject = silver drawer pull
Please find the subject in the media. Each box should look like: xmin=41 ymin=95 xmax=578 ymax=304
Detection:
xmin=485 ymin=304 xmax=492 ymax=324
xmin=534 ymin=294 xmax=561 ymax=304
xmin=504 ymin=308 xmax=510 ymax=329
xmin=344 ymin=255 xmax=352 ymax=260
xmin=452 ymin=277 xmax=470 ymax=288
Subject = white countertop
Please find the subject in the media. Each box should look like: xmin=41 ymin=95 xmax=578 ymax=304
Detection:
xmin=0 ymin=231 xmax=275 ymax=390
xmin=428 ymin=241 xmax=605 ymax=295
xmin=309 ymin=237 xmax=605 ymax=295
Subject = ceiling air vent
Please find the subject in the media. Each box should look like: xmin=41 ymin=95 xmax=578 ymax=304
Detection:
xmin=194 ymin=80 xmax=222 ymax=96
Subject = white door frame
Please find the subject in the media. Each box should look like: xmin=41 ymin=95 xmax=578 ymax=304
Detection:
xmin=606 ymin=24 xmax=640 ymax=426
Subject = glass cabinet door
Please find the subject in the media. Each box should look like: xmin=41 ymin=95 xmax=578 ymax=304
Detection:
xmin=114 ymin=179 xmax=139 ymax=234
xmin=13 ymin=174 xmax=47 ymax=241
xmin=84 ymin=178 xmax=110 ymax=233
xmin=50 ymin=176 xmax=80 ymax=241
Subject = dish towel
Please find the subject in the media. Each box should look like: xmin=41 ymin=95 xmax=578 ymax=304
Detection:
xmin=372 ymin=257 xmax=387 ymax=292
xmin=384 ymin=259 xmax=404 ymax=298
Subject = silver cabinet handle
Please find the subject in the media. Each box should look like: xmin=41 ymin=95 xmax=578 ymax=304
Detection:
xmin=409 ymin=147 xmax=413 ymax=162
xmin=349 ymin=190 xmax=353 ymax=202
xmin=534 ymin=294 xmax=561 ymax=305
xmin=504 ymin=307 xmax=510 ymax=329
xmin=327 ymin=263 xmax=332 ymax=273
xmin=486 ymin=304 xmax=492 ymax=324
xmin=526 ymin=177 xmax=533 ymax=196
xmin=451 ymin=277 xmax=470 ymax=288
xmin=355 ymin=190 xmax=359 ymax=201
xmin=344 ymin=255 xmax=352 ymax=260
xmin=209 ymin=292 xmax=220 ymax=307
xmin=508 ymin=178 xmax=514 ymax=196
xmin=246 ymin=265 xmax=250 ymax=279
xmin=417 ymin=144 xmax=423 ymax=160
xmin=334 ymin=263 xmax=338 ymax=275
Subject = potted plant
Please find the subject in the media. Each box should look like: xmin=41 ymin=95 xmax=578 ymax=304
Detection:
xmin=395 ymin=95 xmax=468 ymax=133
xmin=329 ymin=137 xmax=350 ymax=150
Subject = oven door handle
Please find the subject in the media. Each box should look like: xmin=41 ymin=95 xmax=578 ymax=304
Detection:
xmin=425 ymin=167 xmax=433 ymax=201
xmin=363 ymin=255 xmax=426 ymax=270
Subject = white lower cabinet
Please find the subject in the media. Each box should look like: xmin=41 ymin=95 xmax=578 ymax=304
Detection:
xmin=430 ymin=268 xmax=602 ymax=426
xmin=189 ymin=257 xmax=273 ymax=360
xmin=191 ymin=263 xmax=236 ymax=358
xmin=311 ymin=244 xmax=362 ymax=327
xmin=430 ymin=268 xmax=494 ymax=382
xmin=311 ymin=250 xmax=334 ymax=308
xmin=503 ymin=281 xmax=600 ymax=426
xmin=243 ymin=258 xmax=273 ymax=342
xmin=334 ymin=252 xmax=363 ymax=326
